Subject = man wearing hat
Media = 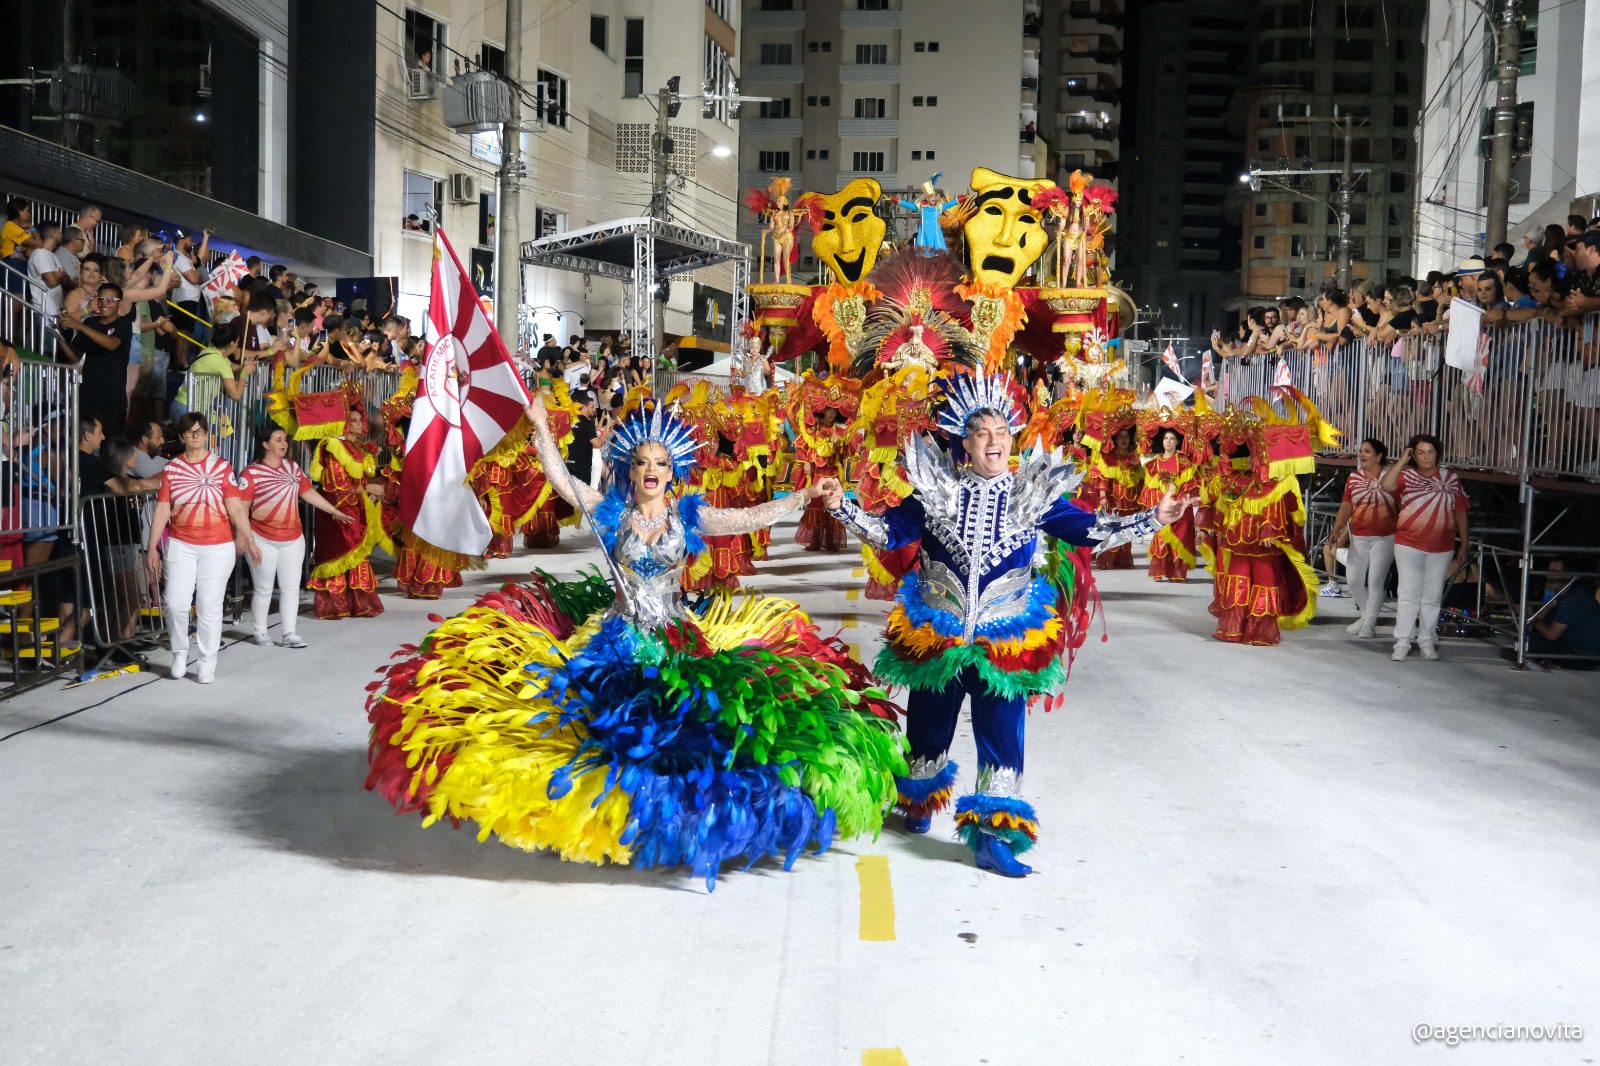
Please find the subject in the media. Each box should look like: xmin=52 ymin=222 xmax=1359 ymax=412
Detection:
xmin=1560 ymin=232 xmax=1600 ymax=320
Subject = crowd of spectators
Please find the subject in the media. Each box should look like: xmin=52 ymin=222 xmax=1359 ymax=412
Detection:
xmin=1214 ymin=214 xmax=1600 ymax=361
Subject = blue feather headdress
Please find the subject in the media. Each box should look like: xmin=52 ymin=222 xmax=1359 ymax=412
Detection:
xmin=607 ymin=400 xmax=701 ymax=482
xmin=935 ymin=369 xmax=1026 ymax=437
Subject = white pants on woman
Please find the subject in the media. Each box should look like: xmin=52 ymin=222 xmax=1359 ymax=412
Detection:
xmin=1392 ymin=544 xmax=1453 ymax=649
xmin=164 ymin=539 xmax=235 ymax=668
xmin=1346 ymin=534 xmax=1395 ymax=627
xmin=248 ymin=533 xmax=306 ymax=639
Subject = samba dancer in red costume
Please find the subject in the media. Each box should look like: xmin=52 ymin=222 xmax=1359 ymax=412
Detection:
xmin=306 ymin=388 xmax=388 ymax=619
xmin=1138 ymin=410 xmax=1199 ymax=582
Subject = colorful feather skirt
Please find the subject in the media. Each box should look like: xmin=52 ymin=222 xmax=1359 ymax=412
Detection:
xmin=365 ymin=571 xmax=906 ymax=889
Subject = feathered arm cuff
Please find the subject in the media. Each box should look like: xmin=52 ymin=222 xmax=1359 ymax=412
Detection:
xmin=1087 ymin=507 xmax=1164 ymax=554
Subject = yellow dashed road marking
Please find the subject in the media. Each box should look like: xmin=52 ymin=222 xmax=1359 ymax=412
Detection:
xmin=862 ymin=1049 xmax=908 ymax=1066
xmin=855 ymin=855 xmax=895 ymax=941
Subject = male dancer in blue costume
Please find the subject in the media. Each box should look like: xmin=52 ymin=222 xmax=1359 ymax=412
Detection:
xmin=819 ymin=372 xmax=1191 ymax=876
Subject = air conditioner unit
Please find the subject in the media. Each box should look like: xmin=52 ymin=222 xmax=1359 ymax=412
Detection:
xmin=406 ymin=66 xmax=438 ymax=101
xmin=449 ymin=173 xmax=479 ymax=203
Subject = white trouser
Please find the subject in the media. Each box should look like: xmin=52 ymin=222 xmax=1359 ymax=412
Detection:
xmin=1346 ymin=534 xmax=1395 ymax=625
xmin=248 ymin=533 xmax=306 ymax=638
xmin=164 ymin=539 xmax=236 ymax=666
xmin=1392 ymin=544 xmax=1453 ymax=647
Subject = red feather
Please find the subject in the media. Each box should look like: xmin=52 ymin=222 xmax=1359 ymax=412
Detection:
xmin=743 ymin=187 xmax=774 ymax=216
xmin=1083 ymin=184 xmax=1119 ymax=212
xmin=799 ymin=193 xmax=827 ymax=232
xmin=1030 ymin=186 xmax=1071 ymax=213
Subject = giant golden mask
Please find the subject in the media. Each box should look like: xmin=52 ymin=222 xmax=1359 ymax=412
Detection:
xmin=962 ymin=167 xmax=1054 ymax=289
xmin=809 ymin=178 xmax=886 ymax=285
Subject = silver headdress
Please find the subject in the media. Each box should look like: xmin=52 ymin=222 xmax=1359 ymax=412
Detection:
xmin=935 ymin=368 xmax=1026 ymax=437
xmin=606 ymin=400 xmax=701 ymax=481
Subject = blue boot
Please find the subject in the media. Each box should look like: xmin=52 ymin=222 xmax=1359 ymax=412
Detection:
xmin=973 ymin=833 xmax=1032 ymax=877
xmin=903 ymin=811 xmax=932 ymax=834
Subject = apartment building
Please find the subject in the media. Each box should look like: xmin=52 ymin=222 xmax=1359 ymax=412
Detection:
xmin=375 ymin=0 xmax=741 ymax=341
xmin=1414 ymin=0 xmax=1600 ymax=274
xmin=737 ymin=0 xmax=1026 ymax=274
xmin=1038 ymin=0 xmax=1122 ymax=187
xmin=1236 ymin=0 xmax=1423 ymax=301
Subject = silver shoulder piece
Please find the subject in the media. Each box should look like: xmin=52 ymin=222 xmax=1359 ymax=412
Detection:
xmin=903 ymin=431 xmax=960 ymax=519
xmin=1008 ymin=442 xmax=1084 ymax=529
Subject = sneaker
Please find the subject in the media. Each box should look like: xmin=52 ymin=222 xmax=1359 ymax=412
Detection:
xmin=1319 ymin=582 xmax=1344 ymax=598
xmin=170 ymin=652 xmax=188 ymax=680
xmin=1344 ymin=619 xmax=1365 ymax=635
xmin=251 ymin=632 xmax=272 ymax=646
xmin=1357 ymin=623 xmax=1376 ymax=639
xmin=1419 ymin=644 xmax=1439 ymax=661
xmin=1391 ymin=642 xmax=1411 ymax=662
xmin=279 ymin=633 xmax=308 ymax=649
xmin=197 ymin=661 xmax=216 ymax=684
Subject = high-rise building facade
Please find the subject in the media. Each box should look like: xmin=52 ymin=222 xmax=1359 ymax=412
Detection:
xmin=1414 ymin=0 xmax=1600 ymax=274
xmin=1236 ymin=0 xmax=1423 ymax=301
xmin=1038 ymin=0 xmax=1122 ymax=188
xmin=1118 ymin=0 xmax=1245 ymax=337
xmin=738 ymin=0 xmax=1026 ymax=275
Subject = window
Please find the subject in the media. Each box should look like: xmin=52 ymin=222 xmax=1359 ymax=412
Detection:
xmin=403 ymin=170 xmax=442 ymax=232
xmin=478 ymin=191 xmax=496 ymax=246
xmin=760 ymin=44 xmax=794 ymax=64
xmin=534 ymin=206 xmax=567 ymax=239
xmin=858 ymin=0 xmax=889 ymax=8
xmin=855 ymin=44 xmax=888 ymax=64
xmin=1291 ymin=202 xmax=1308 ymax=225
xmin=1290 ymin=235 xmax=1306 ymax=257
xmin=704 ymin=35 xmax=735 ymax=122
xmin=926 ymin=95 xmax=938 ymax=106
xmin=853 ymin=98 xmax=886 ymax=118
xmin=1387 ymin=236 xmax=1403 ymax=259
xmin=912 ymin=96 xmax=924 ymax=106
xmin=1394 ymin=72 xmax=1410 ymax=94
xmin=851 ymin=151 xmax=885 ymax=172
xmin=928 ymin=42 xmax=939 ymax=52
xmin=1389 ymin=171 xmax=1409 ymax=194
xmin=806 ymin=149 xmax=817 ymax=159
xmin=914 ymin=42 xmax=925 ymax=53
xmin=1254 ymin=202 xmax=1265 ymax=219
xmin=1253 ymin=234 xmax=1265 ymax=250
xmin=817 ymin=148 xmax=829 ymax=160
xmin=925 ymin=149 xmax=935 ymax=160
xmin=706 ymin=0 xmax=732 ymax=21
xmin=1393 ymin=104 xmax=1409 ymax=126
xmin=1332 ymin=72 xmax=1373 ymax=96
xmin=911 ymin=150 xmax=922 ymax=160
xmin=590 ymin=15 xmax=608 ymax=52
xmin=758 ymin=150 xmax=792 ymax=172
xmin=1392 ymin=137 xmax=1409 ymax=161
xmin=405 ymin=9 xmax=446 ymax=74
xmin=624 ymin=19 xmax=644 ymax=97
xmin=537 ymin=69 xmax=569 ymax=128
xmin=761 ymin=0 xmax=795 ymax=8
xmin=759 ymin=99 xmax=792 ymax=118
xmin=1333 ymin=37 xmax=1373 ymax=62
xmin=1289 ymin=268 xmax=1307 ymax=290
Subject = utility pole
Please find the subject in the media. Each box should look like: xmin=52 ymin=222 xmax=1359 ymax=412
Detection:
xmin=1337 ymin=112 xmax=1353 ymax=291
xmin=1484 ymin=0 xmax=1522 ymax=249
xmin=494 ymin=0 xmax=523 ymax=355
xmin=648 ymin=77 xmax=681 ymax=391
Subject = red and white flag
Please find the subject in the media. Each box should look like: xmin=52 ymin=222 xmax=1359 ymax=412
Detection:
xmin=1270 ymin=358 xmax=1293 ymax=396
xmin=400 ymin=229 xmax=531 ymax=557
xmin=1200 ymin=349 xmax=1215 ymax=388
xmin=1161 ymin=342 xmax=1183 ymax=379
xmin=202 ymin=251 xmax=250 ymax=300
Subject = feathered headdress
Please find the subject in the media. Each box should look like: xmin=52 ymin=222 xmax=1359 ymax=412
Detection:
xmin=607 ymin=400 xmax=701 ymax=482
xmin=936 ymin=368 xmax=1026 ymax=437
xmin=850 ymin=249 xmax=980 ymax=376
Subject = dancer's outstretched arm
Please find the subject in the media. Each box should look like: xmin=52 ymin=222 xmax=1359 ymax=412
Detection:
xmin=699 ymin=484 xmax=823 ymax=536
xmin=524 ymin=395 xmax=603 ymax=512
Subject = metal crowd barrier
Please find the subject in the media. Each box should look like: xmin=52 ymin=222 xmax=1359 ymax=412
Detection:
xmin=1216 ymin=314 xmax=1600 ymax=482
xmin=1 ymin=258 xmax=59 ymax=360
xmin=78 ymin=489 xmax=164 ymax=669
xmin=1 ymin=361 xmax=83 ymax=694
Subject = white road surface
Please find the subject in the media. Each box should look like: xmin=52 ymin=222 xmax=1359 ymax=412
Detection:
xmin=2 ymin=518 xmax=1596 ymax=1065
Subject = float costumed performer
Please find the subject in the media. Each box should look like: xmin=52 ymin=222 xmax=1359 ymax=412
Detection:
xmin=365 ymin=394 xmax=906 ymax=889
xmin=306 ymin=386 xmax=389 ymax=618
xmin=820 ymin=370 xmax=1192 ymax=876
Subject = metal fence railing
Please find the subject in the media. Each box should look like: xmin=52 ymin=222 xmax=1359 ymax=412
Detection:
xmin=78 ymin=489 xmax=164 ymax=669
xmin=1 ymin=257 xmax=60 ymax=360
xmin=1217 ymin=314 xmax=1600 ymax=483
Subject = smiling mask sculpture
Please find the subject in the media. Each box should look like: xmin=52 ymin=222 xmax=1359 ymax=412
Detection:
xmin=810 ymin=178 xmax=887 ymax=285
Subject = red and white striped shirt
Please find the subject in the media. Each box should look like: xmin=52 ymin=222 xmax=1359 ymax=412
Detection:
xmin=240 ymin=459 xmax=312 ymax=541
xmin=1342 ymin=468 xmax=1397 ymax=537
xmin=158 ymin=452 xmax=243 ymax=546
xmin=1395 ymin=467 xmax=1468 ymax=553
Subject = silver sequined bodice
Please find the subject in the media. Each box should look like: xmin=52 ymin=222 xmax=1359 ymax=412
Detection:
xmin=613 ymin=511 xmax=689 ymax=629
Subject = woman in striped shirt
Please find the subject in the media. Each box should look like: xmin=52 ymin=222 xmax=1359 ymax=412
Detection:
xmin=239 ymin=427 xmax=356 ymax=648
xmin=1380 ymin=433 xmax=1470 ymax=661
xmin=1329 ymin=438 xmax=1398 ymax=639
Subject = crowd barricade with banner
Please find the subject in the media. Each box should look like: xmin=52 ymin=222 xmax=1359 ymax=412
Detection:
xmin=1215 ymin=313 xmax=1600 ymax=482
xmin=78 ymin=489 xmax=164 ymax=669
xmin=1 ymin=361 xmax=82 ymax=694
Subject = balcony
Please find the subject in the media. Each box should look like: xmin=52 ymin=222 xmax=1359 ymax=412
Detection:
xmin=1023 ymin=51 xmax=1040 ymax=78
xmin=841 ymin=9 xmax=901 ymax=28
xmin=744 ymin=63 xmax=804 ymax=83
xmin=838 ymin=117 xmax=899 ymax=137
xmin=839 ymin=63 xmax=901 ymax=82
xmin=745 ymin=117 xmax=804 ymax=137
xmin=744 ymin=9 xmax=806 ymax=31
